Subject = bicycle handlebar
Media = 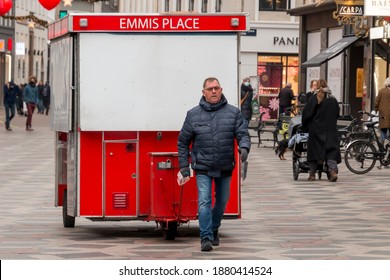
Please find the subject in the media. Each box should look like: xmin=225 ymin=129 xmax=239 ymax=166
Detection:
xmin=357 ymin=110 xmax=377 ymax=118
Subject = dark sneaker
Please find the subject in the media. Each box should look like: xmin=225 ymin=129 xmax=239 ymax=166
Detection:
xmin=212 ymin=231 xmax=220 ymax=246
xmin=201 ymin=238 xmax=213 ymax=252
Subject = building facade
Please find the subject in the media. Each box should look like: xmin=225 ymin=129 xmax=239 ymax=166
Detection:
xmin=289 ymin=0 xmax=390 ymax=117
xmin=13 ymin=1 xmax=51 ymax=86
xmin=0 ymin=4 xmax=15 ymax=106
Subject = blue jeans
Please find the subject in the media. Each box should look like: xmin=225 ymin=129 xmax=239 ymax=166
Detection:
xmin=4 ymin=103 xmax=15 ymax=129
xmin=380 ymin=128 xmax=389 ymax=143
xmin=196 ymin=174 xmax=231 ymax=241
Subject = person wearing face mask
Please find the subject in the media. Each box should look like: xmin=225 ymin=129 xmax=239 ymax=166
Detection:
xmin=23 ymin=76 xmax=39 ymax=131
xmin=240 ymin=77 xmax=254 ymax=125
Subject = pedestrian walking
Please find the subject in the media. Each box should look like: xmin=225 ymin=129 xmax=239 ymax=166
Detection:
xmin=177 ymin=77 xmax=251 ymax=252
xmin=374 ymin=77 xmax=390 ymax=143
xmin=278 ymin=82 xmax=295 ymax=116
xmin=43 ymin=81 xmax=51 ymax=115
xmin=240 ymin=77 xmax=253 ymax=125
xmin=305 ymin=79 xmax=318 ymax=103
xmin=37 ymin=80 xmax=44 ymax=114
xmin=15 ymin=83 xmax=24 ymax=116
xmin=302 ymin=79 xmax=341 ymax=182
xmin=3 ymin=80 xmax=17 ymax=131
xmin=23 ymin=76 xmax=39 ymax=131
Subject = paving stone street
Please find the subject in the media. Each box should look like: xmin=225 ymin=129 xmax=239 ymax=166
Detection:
xmin=1 ymin=111 xmax=390 ymax=260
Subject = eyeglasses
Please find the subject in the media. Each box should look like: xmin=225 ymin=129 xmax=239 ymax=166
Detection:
xmin=204 ymin=86 xmax=221 ymax=92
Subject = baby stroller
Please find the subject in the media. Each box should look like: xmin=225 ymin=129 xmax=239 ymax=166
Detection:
xmin=288 ymin=123 xmax=328 ymax=180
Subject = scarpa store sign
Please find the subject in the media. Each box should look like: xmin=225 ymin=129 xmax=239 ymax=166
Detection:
xmin=338 ymin=4 xmax=364 ymax=16
xmin=335 ymin=0 xmax=364 ymax=16
xmin=333 ymin=0 xmax=369 ymax=37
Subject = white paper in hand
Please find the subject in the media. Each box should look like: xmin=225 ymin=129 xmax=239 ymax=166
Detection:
xmin=177 ymin=171 xmax=190 ymax=186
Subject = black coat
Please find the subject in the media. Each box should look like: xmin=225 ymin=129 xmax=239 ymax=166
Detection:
xmin=302 ymin=90 xmax=341 ymax=163
xmin=278 ymin=86 xmax=294 ymax=107
xmin=178 ymin=94 xmax=251 ymax=172
xmin=240 ymin=84 xmax=253 ymax=121
xmin=3 ymin=83 xmax=18 ymax=105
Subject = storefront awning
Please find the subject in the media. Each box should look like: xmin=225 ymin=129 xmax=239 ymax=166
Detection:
xmin=302 ymin=36 xmax=360 ymax=67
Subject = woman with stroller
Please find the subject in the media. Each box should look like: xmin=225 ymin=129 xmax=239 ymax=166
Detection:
xmin=302 ymin=79 xmax=341 ymax=182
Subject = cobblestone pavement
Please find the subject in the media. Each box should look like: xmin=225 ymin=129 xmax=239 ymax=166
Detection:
xmin=1 ymin=111 xmax=390 ymax=260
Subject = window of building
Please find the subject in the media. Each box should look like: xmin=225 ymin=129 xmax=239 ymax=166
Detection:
xmin=259 ymin=0 xmax=288 ymax=11
xmin=177 ymin=0 xmax=182 ymax=11
xmin=164 ymin=0 xmax=170 ymax=12
xmin=257 ymin=54 xmax=298 ymax=119
xmin=189 ymin=0 xmax=194 ymax=11
xmin=17 ymin=59 xmax=21 ymax=79
xmin=22 ymin=60 xmax=25 ymax=79
xmin=215 ymin=0 xmax=221 ymax=12
xmin=35 ymin=61 xmax=39 ymax=79
xmin=202 ymin=0 xmax=208 ymax=13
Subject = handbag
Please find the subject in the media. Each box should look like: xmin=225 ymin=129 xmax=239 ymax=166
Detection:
xmin=251 ymin=99 xmax=259 ymax=115
xmin=23 ymin=102 xmax=28 ymax=113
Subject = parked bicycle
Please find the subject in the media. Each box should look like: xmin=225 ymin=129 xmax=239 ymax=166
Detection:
xmin=338 ymin=111 xmax=376 ymax=149
xmin=344 ymin=118 xmax=390 ymax=174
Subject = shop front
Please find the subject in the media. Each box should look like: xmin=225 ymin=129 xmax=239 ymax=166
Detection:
xmin=289 ymin=1 xmax=390 ymax=118
xmin=241 ymin=23 xmax=299 ymax=120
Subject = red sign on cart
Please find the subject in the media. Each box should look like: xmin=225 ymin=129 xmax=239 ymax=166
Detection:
xmin=71 ymin=14 xmax=247 ymax=32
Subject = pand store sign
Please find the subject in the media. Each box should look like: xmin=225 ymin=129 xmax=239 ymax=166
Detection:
xmin=241 ymin=27 xmax=299 ymax=53
xmin=364 ymin=0 xmax=390 ymax=16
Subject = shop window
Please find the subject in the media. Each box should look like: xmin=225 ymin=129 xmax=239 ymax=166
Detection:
xmin=257 ymin=54 xmax=298 ymax=120
xmin=259 ymin=0 xmax=288 ymax=11
xmin=177 ymin=0 xmax=182 ymax=11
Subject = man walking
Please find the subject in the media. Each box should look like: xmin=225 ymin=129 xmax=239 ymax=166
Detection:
xmin=23 ymin=76 xmax=39 ymax=131
xmin=278 ymin=82 xmax=295 ymax=116
xmin=3 ymin=81 xmax=17 ymax=131
xmin=178 ymin=77 xmax=251 ymax=252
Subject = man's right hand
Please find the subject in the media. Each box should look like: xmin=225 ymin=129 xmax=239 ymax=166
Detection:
xmin=180 ymin=167 xmax=191 ymax=178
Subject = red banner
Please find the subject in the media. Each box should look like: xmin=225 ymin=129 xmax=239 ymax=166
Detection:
xmin=71 ymin=14 xmax=248 ymax=33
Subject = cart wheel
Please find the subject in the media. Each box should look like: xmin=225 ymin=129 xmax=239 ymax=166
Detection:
xmin=161 ymin=221 xmax=178 ymax=240
xmin=292 ymin=160 xmax=299 ymax=180
xmin=63 ymin=190 xmax=75 ymax=228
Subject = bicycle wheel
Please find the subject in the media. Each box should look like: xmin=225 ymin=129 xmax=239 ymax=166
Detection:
xmin=344 ymin=140 xmax=377 ymax=174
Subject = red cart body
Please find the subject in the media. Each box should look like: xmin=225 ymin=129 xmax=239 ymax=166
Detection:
xmin=49 ymin=13 xmax=248 ymax=237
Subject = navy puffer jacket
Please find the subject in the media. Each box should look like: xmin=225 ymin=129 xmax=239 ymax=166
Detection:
xmin=178 ymin=94 xmax=251 ymax=172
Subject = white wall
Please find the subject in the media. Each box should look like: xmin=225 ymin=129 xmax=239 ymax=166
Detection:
xmin=78 ymin=33 xmax=239 ymax=131
xmin=327 ymin=28 xmax=343 ymax=102
xmin=305 ymin=31 xmax=321 ymax=92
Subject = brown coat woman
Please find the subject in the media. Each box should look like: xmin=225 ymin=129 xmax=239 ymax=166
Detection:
xmin=374 ymin=77 xmax=390 ymax=141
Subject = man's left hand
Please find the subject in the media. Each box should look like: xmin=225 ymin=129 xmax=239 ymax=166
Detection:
xmin=239 ymin=148 xmax=249 ymax=162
